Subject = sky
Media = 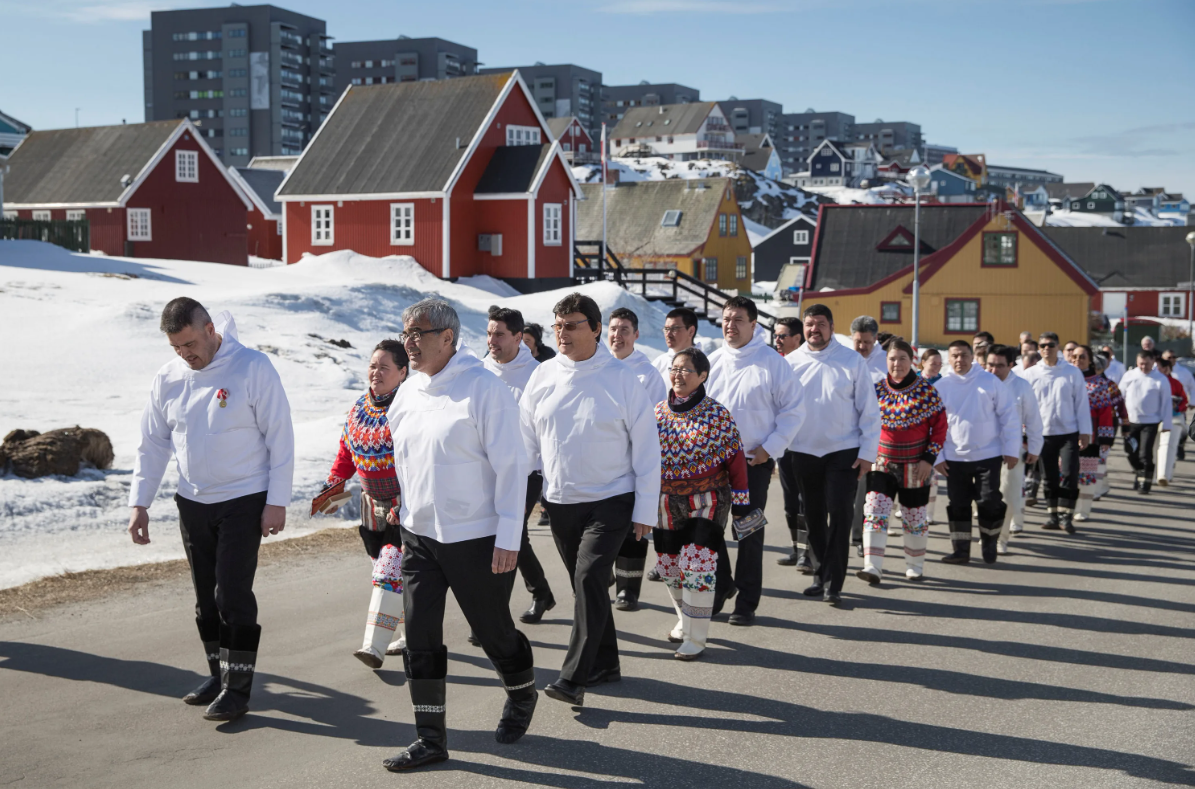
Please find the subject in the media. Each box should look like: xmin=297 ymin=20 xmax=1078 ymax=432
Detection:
xmin=2 ymin=0 xmax=1193 ymax=197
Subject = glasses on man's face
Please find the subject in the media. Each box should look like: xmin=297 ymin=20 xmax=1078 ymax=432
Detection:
xmin=670 ymin=366 xmax=696 ymax=376
xmin=553 ymin=320 xmax=588 ymax=334
xmin=663 ymin=326 xmax=685 ymax=334
xmin=775 ymin=332 xmax=794 ymax=341
xmin=399 ymin=327 xmax=447 ymax=344
xmin=1039 ymin=342 xmax=1057 ymax=349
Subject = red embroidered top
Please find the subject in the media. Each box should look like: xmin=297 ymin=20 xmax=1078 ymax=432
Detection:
xmin=875 ymin=373 xmax=948 ymax=464
xmin=1084 ymin=371 xmax=1120 ymax=445
xmin=326 ymin=388 xmax=400 ymax=502
xmin=654 ymin=386 xmax=751 ymax=512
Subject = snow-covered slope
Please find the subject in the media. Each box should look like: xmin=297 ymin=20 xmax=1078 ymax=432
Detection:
xmin=1044 ymin=207 xmax=1186 ymax=228
xmin=0 ymin=241 xmax=719 ymax=588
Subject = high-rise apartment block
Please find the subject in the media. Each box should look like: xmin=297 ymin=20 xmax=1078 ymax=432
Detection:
xmin=333 ymin=37 xmax=477 ymax=96
xmin=602 ymin=82 xmax=700 ymax=127
xmin=852 ymin=120 xmax=922 ymax=155
xmin=478 ymin=63 xmax=602 ymax=139
xmin=777 ymin=110 xmax=854 ymax=175
xmin=716 ymin=98 xmax=782 ymax=139
xmin=143 ymin=5 xmax=334 ymax=167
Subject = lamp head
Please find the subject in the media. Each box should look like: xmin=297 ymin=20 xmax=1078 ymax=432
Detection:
xmin=1186 ymin=230 xmax=1195 ymax=248
xmin=908 ymin=164 xmax=931 ymax=192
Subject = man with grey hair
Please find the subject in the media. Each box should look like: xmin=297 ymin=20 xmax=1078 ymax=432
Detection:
xmin=129 ymin=297 xmax=294 ymax=723
xmin=851 ymin=315 xmax=887 ymax=383
xmin=383 ymin=298 xmax=537 ymax=771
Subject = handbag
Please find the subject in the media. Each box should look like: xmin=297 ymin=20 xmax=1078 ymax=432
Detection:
xmin=731 ymin=508 xmax=767 ymax=541
xmin=311 ymin=479 xmax=352 ymax=516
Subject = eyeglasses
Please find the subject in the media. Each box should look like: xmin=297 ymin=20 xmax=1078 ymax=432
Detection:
xmin=663 ymin=326 xmax=687 ymax=334
xmin=1039 ymin=342 xmax=1057 ymax=349
xmin=399 ymin=327 xmax=447 ymax=343
xmin=553 ymin=320 xmax=590 ymax=333
xmin=775 ymin=332 xmax=794 ymax=340
xmin=669 ymin=366 xmax=697 ymax=376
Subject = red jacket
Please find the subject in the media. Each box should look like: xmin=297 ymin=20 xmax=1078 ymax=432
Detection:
xmin=875 ymin=374 xmax=948 ymax=465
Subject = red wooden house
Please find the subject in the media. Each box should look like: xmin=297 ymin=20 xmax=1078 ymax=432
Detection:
xmin=276 ymin=71 xmax=583 ymax=281
xmin=228 ymin=165 xmax=285 ymax=261
xmin=4 ymin=119 xmax=251 ymax=265
xmin=547 ymin=116 xmax=596 ymax=162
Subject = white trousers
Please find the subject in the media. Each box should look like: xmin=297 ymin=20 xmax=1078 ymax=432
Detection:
xmin=1157 ymin=414 xmax=1183 ymax=482
xmin=999 ymin=459 xmax=1026 ymax=542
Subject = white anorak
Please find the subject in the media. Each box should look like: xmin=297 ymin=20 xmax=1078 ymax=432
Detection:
xmin=482 ymin=341 xmax=539 ymax=402
xmin=1002 ymin=372 xmax=1045 ymax=457
xmin=1119 ymin=368 xmax=1170 ymax=425
xmin=933 ymin=364 xmax=1020 ymax=462
xmin=1022 ymin=358 xmax=1093 ymax=437
xmin=786 ymin=340 xmax=881 ymax=461
xmin=618 ymin=347 xmax=669 ymax=407
xmin=707 ymin=331 xmax=804 ymax=461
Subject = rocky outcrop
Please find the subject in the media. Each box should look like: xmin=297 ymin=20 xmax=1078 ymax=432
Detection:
xmin=1 ymin=427 xmax=115 ymax=478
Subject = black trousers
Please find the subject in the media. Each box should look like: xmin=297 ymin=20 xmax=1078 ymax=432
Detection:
xmin=791 ymin=448 xmax=860 ymax=594
xmin=400 ymin=527 xmax=526 ymax=665
xmin=544 ymin=492 xmax=634 ymax=684
xmin=1124 ymin=423 xmax=1160 ymax=478
xmin=176 ymin=491 xmax=266 ymax=629
xmin=360 ymin=523 xmax=403 ymax=560
xmin=945 ymin=457 xmax=1006 ymax=538
xmin=1040 ymin=432 xmax=1080 ymax=508
xmin=730 ymin=459 xmax=774 ymax=615
xmin=514 ymin=472 xmax=552 ymax=601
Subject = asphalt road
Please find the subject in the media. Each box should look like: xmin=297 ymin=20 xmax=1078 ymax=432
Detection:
xmin=2 ymin=455 xmax=1194 ymax=788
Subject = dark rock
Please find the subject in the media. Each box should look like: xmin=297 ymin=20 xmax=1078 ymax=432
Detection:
xmin=2 ymin=427 xmax=115 ymax=478
xmin=328 ymin=338 xmax=352 ymax=349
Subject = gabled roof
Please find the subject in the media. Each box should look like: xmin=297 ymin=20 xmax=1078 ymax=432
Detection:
xmin=1082 ymin=183 xmax=1123 ymax=201
xmin=609 ymin=102 xmax=716 ymax=140
xmin=929 ymin=164 xmax=973 ymax=183
xmin=807 ymin=138 xmax=847 ymax=162
xmin=277 ymin=72 xmax=515 ymax=199
xmin=546 ymin=116 xmax=590 ymax=142
xmin=0 ymin=109 xmax=31 ymax=135
xmin=754 ymin=212 xmax=816 ymax=247
xmin=882 ymin=149 xmax=921 ymax=168
xmin=1041 ymin=226 xmax=1194 ymax=289
xmin=1045 ymin=182 xmax=1095 ymax=201
xmin=230 ymin=166 xmax=285 ymax=218
xmin=576 ymin=178 xmax=731 ymax=258
xmin=474 ymin=144 xmax=552 ymax=194
xmin=941 ymin=153 xmax=985 ymax=178
xmin=738 ymin=133 xmax=777 ymax=174
xmin=4 ymin=119 xmax=246 ymax=210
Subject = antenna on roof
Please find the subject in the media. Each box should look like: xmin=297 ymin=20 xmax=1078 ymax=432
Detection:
xmin=120 ymin=174 xmax=132 ymax=188
xmin=456 ymin=137 xmax=460 ymax=149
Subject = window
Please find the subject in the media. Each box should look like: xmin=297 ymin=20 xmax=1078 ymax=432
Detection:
xmin=945 ymin=299 xmax=979 ymax=333
xmin=175 ymin=150 xmax=199 ymax=182
xmin=703 ymin=257 xmax=718 ymax=282
xmin=390 ymin=203 xmax=414 ymax=246
xmin=718 ymin=214 xmax=727 ymax=236
xmin=982 ymin=232 xmax=1017 ymax=266
xmin=228 ymin=128 xmax=247 ymax=136
xmin=229 ymin=88 xmax=247 ymax=97
xmin=543 ymin=203 xmax=562 ymax=245
xmin=312 ymin=205 xmax=334 ymax=245
xmin=1087 ymin=201 xmax=1095 ymax=209
xmin=228 ymin=68 xmax=247 ymax=77
xmin=66 ymin=210 xmax=86 ymax=221
xmin=230 ymin=147 xmax=249 ymax=156
xmin=127 ymin=208 xmax=152 ymax=241
xmin=830 ymin=163 xmax=839 ymax=172
xmin=227 ymin=49 xmax=247 ymax=58
xmin=1161 ymin=293 xmax=1186 ymax=318
xmin=793 ymin=229 xmax=809 ymax=245
xmin=229 ymin=108 xmax=247 ymax=117
xmin=729 ymin=214 xmax=738 ymax=237
xmin=506 ymin=125 xmax=541 ymax=146
xmin=736 ymin=256 xmax=747 ymax=279
xmin=880 ymin=301 xmax=901 ymax=323
xmin=661 ymin=210 xmax=682 ymax=227
xmin=32 ymin=210 xmax=51 ymax=221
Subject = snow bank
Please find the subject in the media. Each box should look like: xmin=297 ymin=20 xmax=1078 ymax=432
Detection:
xmin=0 ymin=242 xmax=719 ymax=588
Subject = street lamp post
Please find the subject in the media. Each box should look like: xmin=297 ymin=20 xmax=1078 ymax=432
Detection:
xmin=907 ymin=165 xmax=932 ymax=350
xmin=1186 ymin=230 xmax=1195 ymax=356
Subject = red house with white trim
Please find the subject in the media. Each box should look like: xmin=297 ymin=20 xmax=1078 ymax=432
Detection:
xmin=4 ymin=119 xmax=251 ymax=265
xmin=228 ymin=165 xmax=286 ymax=261
xmin=276 ymin=71 xmax=583 ymax=281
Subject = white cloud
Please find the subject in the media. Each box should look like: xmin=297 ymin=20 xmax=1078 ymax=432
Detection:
xmin=0 ymin=0 xmax=203 ymax=22
xmin=599 ymin=0 xmax=783 ymax=13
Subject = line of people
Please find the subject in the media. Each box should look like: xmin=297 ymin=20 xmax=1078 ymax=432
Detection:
xmin=126 ymin=293 xmax=1190 ymax=773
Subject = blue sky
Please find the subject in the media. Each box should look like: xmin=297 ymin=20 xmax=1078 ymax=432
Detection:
xmin=2 ymin=0 xmax=1193 ymax=196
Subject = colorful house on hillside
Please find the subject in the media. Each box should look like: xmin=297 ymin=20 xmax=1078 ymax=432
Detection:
xmin=4 ymin=119 xmax=251 ymax=265
xmin=609 ymin=102 xmax=741 ymax=162
xmin=576 ymin=178 xmax=752 ymax=291
xmin=276 ymin=72 xmax=583 ymax=283
xmin=1066 ymin=184 xmax=1126 ymax=222
xmin=228 ymin=165 xmax=285 ymax=261
xmin=941 ymin=153 xmax=987 ymax=187
xmin=928 ymin=165 xmax=977 ymax=203
xmin=751 ymin=212 xmax=816 ymax=285
xmin=793 ymin=202 xmax=1097 ymax=346
xmin=737 ymin=133 xmax=783 ymax=181
xmin=546 ymin=116 xmax=595 ymax=163
xmin=0 ymin=110 xmax=30 ymax=156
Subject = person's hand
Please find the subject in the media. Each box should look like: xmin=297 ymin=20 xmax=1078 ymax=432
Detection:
xmin=128 ymin=507 xmax=150 ymax=545
xmin=748 ymin=447 xmax=771 ymax=466
xmin=935 ymin=461 xmax=949 ymax=475
xmin=261 ymin=505 xmax=286 ymax=538
xmin=1078 ymin=434 xmax=1091 ymax=450
xmin=1003 ymin=455 xmax=1018 ymax=470
xmin=633 ymin=522 xmax=652 ymax=540
xmin=386 ymin=508 xmax=399 ymax=526
xmin=492 ymin=547 xmax=518 ymax=574
xmin=852 ymin=458 xmax=873 ymax=480
xmin=1025 ymin=454 xmax=1039 ymax=465
xmin=914 ymin=460 xmax=933 ymax=485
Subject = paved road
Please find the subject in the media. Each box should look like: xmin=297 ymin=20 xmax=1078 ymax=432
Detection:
xmin=2 ymin=455 xmax=1194 ymax=788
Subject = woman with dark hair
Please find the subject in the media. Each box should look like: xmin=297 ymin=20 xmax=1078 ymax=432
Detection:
xmin=315 ymin=339 xmax=409 ymax=667
xmin=1073 ymin=345 xmax=1118 ymax=521
xmin=859 ymin=338 xmax=947 ymax=583
xmin=522 ymin=323 xmax=556 ymax=363
xmin=654 ymin=347 xmax=753 ymax=659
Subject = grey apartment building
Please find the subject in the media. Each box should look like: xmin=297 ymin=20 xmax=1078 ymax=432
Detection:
xmin=716 ymin=98 xmax=782 ymax=139
xmin=853 ymin=120 xmax=922 ymax=155
xmin=478 ymin=63 xmax=602 ymax=139
xmin=602 ymin=82 xmax=700 ymax=126
xmin=778 ymin=110 xmax=854 ymax=175
xmin=143 ymin=5 xmax=334 ymax=167
xmin=333 ymin=37 xmax=477 ymax=96
xmin=986 ymin=164 xmax=1063 ymax=190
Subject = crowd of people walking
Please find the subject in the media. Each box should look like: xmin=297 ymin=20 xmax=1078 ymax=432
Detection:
xmin=126 ymin=292 xmax=1192 ymax=771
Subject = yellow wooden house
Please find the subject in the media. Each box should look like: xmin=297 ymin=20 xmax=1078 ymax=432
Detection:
xmin=790 ymin=202 xmax=1097 ymax=347
xmin=577 ymin=178 xmax=753 ymax=292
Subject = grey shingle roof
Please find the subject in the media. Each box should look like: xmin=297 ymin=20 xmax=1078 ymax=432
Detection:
xmin=546 ymin=117 xmax=576 ymax=140
xmin=1045 ymin=182 xmax=1095 ymax=201
xmin=474 ymin=144 xmax=552 ymax=194
xmin=576 ymin=178 xmax=728 ymax=257
xmin=609 ymin=102 xmax=715 ymax=140
xmin=4 ymin=120 xmax=183 ymax=206
xmin=278 ymin=73 xmax=513 ymax=198
xmin=234 ymin=167 xmax=286 ymax=216
xmin=810 ymin=204 xmax=989 ymax=291
xmin=1041 ymin=226 xmax=1194 ymax=289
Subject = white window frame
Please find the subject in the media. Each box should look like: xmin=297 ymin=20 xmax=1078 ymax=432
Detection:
xmin=506 ymin=125 xmax=541 ymax=146
xmin=661 ymin=210 xmax=682 ymax=227
xmin=2 ymin=210 xmax=17 ymax=220
xmin=127 ymin=208 xmax=152 ymax=241
xmin=390 ymin=202 xmax=414 ymax=246
xmin=31 ymin=210 xmax=51 ymax=221
xmin=793 ymin=229 xmax=809 ymax=245
xmin=311 ymin=204 xmax=334 ymax=246
xmin=1160 ymin=293 xmax=1186 ymax=318
xmin=543 ymin=203 xmax=562 ymax=246
xmin=830 ymin=162 xmax=840 ymax=172
xmin=66 ymin=210 xmax=86 ymax=221
xmin=175 ymin=150 xmax=199 ymax=183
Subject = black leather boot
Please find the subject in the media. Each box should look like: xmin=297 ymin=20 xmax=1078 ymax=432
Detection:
xmin=1042 ymin=501 xmax=1061 ymax=530
xmin=493 ymin=632 xmax=537 ymax=744
xmin=384 ymin=647 xmax=450 ymax=771
xmin=978 ymin=522 xmax=1000 ymax=564
xmin=183 ymin=617 xmax=221 ymax=706
xmin=614 ymin=556 xmax=644 ymax=611
xmin=203 ymin=623 xmax=260 ymax=722
xmin=777 ymin=515 xmax=800 ymax=566
xmin=1060 ymin=509 xmax=1076 ymax=535
xmin=941 ymin=522 xmax=972 ymax=564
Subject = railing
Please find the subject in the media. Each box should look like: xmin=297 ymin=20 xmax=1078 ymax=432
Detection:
xmin=0 ymin=218 xmax=89 ymax=253
xmin=697 ymin=140 xmax=744 ymax=150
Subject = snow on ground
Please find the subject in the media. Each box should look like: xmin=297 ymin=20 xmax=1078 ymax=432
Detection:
xmin=742 ymin=216 xmax=772 ymax=246
xmin=0 ymin=241 xmax=720 ymax=589
xmin=1044 ymin=207 xmax=1185 ymax=228
xmin=800 ymin=181 xmax=909 ymax=205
